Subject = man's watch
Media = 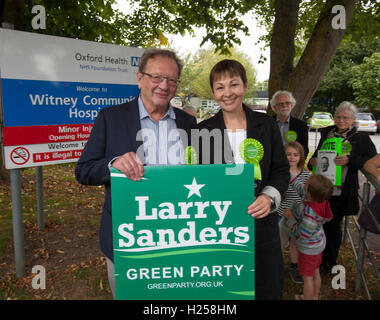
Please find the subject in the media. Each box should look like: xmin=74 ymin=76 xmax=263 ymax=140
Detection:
xmin=269 ymin=196 xmax=276 ymax=209
xmin=260 ymin=193 xmax=276 ymax=210
xmin=269 ymin=197 xmax=276 ymax=209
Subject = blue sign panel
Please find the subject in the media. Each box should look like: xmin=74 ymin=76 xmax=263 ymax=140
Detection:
xmin=1 ymin=79 xmax=140 ymax=126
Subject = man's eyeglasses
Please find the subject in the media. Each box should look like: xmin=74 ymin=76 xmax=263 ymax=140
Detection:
xmin=140 ymin=72 xmax=179 ymax=87
xmin=276 ymin=102 xmax=292 ymax=107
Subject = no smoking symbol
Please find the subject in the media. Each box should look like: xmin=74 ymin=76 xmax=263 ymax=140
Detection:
xmin=10 ymin=147 xmax=30 ymax=165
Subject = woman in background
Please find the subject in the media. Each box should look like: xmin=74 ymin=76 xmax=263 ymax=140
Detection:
xmin=308 ymin=101 xmax=377 ymax=273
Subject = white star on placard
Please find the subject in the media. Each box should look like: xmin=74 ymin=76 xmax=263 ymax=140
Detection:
xmin=184 ymin=177 xmax=205 ymax=199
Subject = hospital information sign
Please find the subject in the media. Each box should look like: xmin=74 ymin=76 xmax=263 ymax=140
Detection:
xmin=0 ymin=29 xmax=143 ymax=169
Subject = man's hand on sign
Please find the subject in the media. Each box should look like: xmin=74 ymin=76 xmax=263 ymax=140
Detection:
xmin=334 ymin=155 xmax=349 ymax=166
xmin=247 ymin=194 xmax=271 ymax=219
xmin=112 ymin=152 xmax=144 ymax=181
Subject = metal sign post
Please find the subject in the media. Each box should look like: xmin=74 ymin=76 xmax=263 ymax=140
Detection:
xmin=36 ymin=166 xmax=44 ymax=229
xmin=10 ymin=169 xmax=25 ymax=278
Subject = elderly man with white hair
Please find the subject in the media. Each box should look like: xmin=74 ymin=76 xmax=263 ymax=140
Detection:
xmin=270 ymin=90 xmax=309 ymax=157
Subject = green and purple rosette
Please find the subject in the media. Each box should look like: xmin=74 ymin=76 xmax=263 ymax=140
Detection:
xmin=239 ymin=138 xmax=264 ymax=180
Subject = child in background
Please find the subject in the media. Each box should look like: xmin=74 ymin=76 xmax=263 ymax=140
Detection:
xmin=278 ymin=141 xmax=310 ymax=284
xmin=284 ymin=174 xmax=334 ymax=300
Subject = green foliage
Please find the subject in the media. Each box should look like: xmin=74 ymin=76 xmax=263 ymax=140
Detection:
xmin=18 ymin=0 xmax=380 ymax=115
xmin=118 ymin=0 xmax=261 ymax=53
xmin=22 ymin=1 xmax=380 ymax=66
xmin=257 ymin=79 xmax=268 ymax=91
xmin=291 ymin=1 xmax=379 ymax=47
xmin=350 ymin=52 xmax=380 ymax=111
xmin=176 ymin=47 xmax=257 ymax=100
xmin=253 ymin=1 xmax=379 ymax=64
xmin=312 ymin=39 xmax=380 ymax=112
xmin=23 ymin=0 xmax=128 ymax=44
xmin=345 ymin=0 xmax=380 ymax=43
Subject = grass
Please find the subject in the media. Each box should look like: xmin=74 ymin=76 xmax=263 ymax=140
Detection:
xmin=0 ymin=184 xmax=13 ymax=256
xmin=282 ymin=244 xmax=380 ymax=300
xmin=0 ymin=163 xmax=379 ymax=300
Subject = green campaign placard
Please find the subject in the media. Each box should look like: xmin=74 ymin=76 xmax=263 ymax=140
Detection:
xmin=111 ymin=164 xmax=255 ymax=300
xmin=313 ymin=137 xmax=342 ymax=186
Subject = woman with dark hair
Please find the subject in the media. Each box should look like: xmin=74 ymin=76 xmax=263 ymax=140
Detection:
xmin=308 ymin=101 xmax=377 ymax=273
xmin=197 ymin=59 xmax=290 ymax=299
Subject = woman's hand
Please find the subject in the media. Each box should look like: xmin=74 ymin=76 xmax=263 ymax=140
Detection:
xmin=247 ymin=194 xmax=271 ymax=219
xmin=334 ymin=155 xmax=349 ymax=166
xmin=308 ymin=157 xmax=318 ymax=167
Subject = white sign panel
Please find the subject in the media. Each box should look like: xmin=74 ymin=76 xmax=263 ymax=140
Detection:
xmin=316 ymin=150 xmax=337 ymax=185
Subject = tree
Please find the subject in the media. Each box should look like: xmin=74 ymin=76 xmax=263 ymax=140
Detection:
xmin=268 ymin=0 xmax=358 ymax=118
xmin=6 ymin=0 xmax=379 ymax=117
xmin=120 ymin=0 xmax=379 ymax=118
xmin=1 ymin=0 xmax=378 ymax=182
xmin=257 ymin=79 xmax=269 ymax=92
xmin=22 ymin=0 xmax=128 ymax=44
xmin=0 ymin=0 xmax=25 ymax=29
xmin=177 ymin=47 xmax=257 ymax=102
xmin=350 ymin=52 xmax=380 ymax=111
xmin=312 ymin=39 xmax=380 ymax=113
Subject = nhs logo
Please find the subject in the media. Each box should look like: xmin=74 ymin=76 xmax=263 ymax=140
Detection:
xmin=131 ymin=56 xmax=140 ymax=67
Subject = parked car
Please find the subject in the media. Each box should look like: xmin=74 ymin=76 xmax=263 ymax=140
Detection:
xmin=377 ymin=119 xmax=380 ymax=133
xmin=307 ymin=112 xmax=334 ymax=129
xmin=356 ymin=113 xmax=377 ymax=134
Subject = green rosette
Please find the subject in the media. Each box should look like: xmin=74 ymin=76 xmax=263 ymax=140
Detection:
xmin=239 ymin=138 xmax=264 ymax=180
xmin=341 ymin=142 xmax=352 ymax=155
xmin=285 ymin=130 xmax=297 ymax=142
xmin=185 ymin=146 xmax=198 ymax=165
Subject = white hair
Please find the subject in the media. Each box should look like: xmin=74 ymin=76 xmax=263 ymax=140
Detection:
xmin=270 ymin=90 xmax=296 ymax=112
xmin=334 ymin=101 xmax=358 ymax=128
xmin=334 ymin=101 xmax=358 ymax=120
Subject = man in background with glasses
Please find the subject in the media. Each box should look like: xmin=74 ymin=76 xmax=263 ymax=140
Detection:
xmin=75 ymin=48 xmax=197 ymax=298
xmin=270 ymin=90 xmax=309 ymax=285
xmin=270 ymin=90 xmax=309 ymax=157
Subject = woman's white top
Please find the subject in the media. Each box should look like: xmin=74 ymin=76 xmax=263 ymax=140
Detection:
xmin=226 ymin=129 xmax=247 ymax=164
